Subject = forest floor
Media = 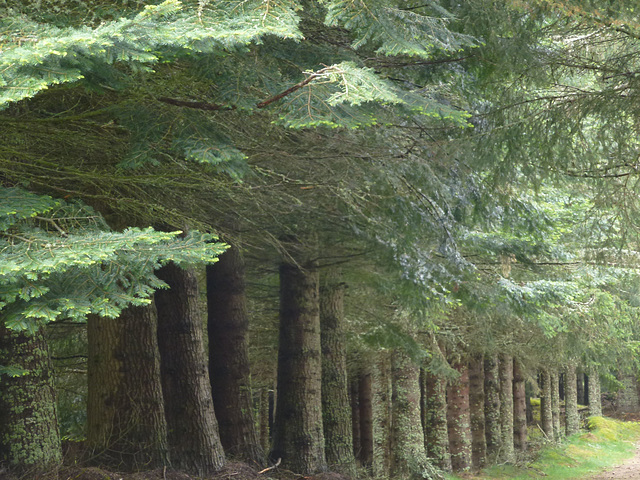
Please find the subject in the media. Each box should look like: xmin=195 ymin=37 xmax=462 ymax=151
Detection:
xmin=587 ymin=412 xmax=640 ymax=480
xmin=0 ymin=462 xmax=351 ymax=480
xmin=587 ymin=442 xmax=640 ymax=479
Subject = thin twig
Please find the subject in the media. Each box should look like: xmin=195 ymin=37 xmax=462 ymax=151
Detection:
xmin=258 ymin=457 xmax=281 ymax=474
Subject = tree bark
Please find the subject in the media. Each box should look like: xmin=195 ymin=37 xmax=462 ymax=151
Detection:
xmin=484 ymin=355 xmax=501 ymax=461
xmin=0 ymin=325 xmax=62 ymax=473
xmin=447 ymin=359 xmax=472 ymax=472
xmin=498 ymin=354 xmax=515 ymax=462
xmin=540 ymin=369 xmax=554 ymax=440
xmin=513 ymin=359 xmax=527 ymax=451
xmin=350 ymin=375 xmax=361 ymax=462
xmin=390 ymin=350 xmax=430 ymax=478
xmin=86 ymin=307 xmax=169 ymax=468
xmin=588 ymin=366 xmax=602 ymax=417
xmin=320 ymin=272 xmax=356 ymax=475
xmin=155 ymin=263 xmax=226 ymax=475
xmin=565 ymin=364 xmax=580 ymax=436
xmin=358 ymin=370 xmax=374 ymax=468
xmin=469 ymin=354 xmax=486 ymax=468
xmin=550 ymin=369 xmax=561 ymax=441
xmin=271 ymin=253 xmax=326 ymax=474
xmin=259 ymin=388 xmax=271 ymax=454
xmin=617 ymin=373 xmax=640 ymax=413
xmin=207 ymin=245 xmax=264 ymax=465
xmin=577 ymin=368 xmax=585 ymax=405
xmin=372 ymin=353 xmax=392 ymax=479
xmin=424 ymin=370 xmax=451 ymax=471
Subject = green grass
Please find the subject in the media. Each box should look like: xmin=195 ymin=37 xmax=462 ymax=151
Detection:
xmin=447 ymin=416 xmax=640 ymax=480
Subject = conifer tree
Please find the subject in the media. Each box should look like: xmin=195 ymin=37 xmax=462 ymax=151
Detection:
xmin=207 ymin=243 xmax=264 ymax=465
xmin=86 ymin=305 xmax=169 ymax=468
xmin=155 ymin=263 xmax=226 ymax=474
xmin=320 ymin=270 xmax=356 ymax=476
xmin=271 ymin=239 xmax=326 ymax=474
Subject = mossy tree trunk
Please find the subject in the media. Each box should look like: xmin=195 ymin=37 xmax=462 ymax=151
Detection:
xmin=512 ymin=359 xmax=527 ymax=451
xmin=550 ymin=370 xmax=561 ymax=441
xmin=155 ymin=263 xmax=226 ymax=475
xmin=468 ymin=353 xmax=486 ymax=469
xmin=350 ymin=375 xmax=361 ymax=462
xmin=207 ymin=244 xmax=264 ymax=465
xmin=483 ymin=355 xmax=501 ymax=461
xmin=358 ymin=370 xmax=374 ymax=468
xmin=565 ymin=364 xmax=580 ymax=436
xmin=259 ymin=388 xmax=271 ymax=454
xmin=320 ymin=271 xmax=356 ymax=476
xmin=447 ymin=358 xmax=472 ymax=472
xmin=498 ymin=354 xmax=515 ymax=462
xmin=372 ymin=353 xmax=392 ymax=479
xmin=271 ymin=249 xmax=327 ymax=474
xmin=617 ymin=373 xmax=640 ymax=413
xmin=577 ymin=368 xmax=585 ymax=405
xmin=423 ymin=370 xmax=451 ymax=471
xmin=0 ymin=325 xmax=62 ymax=474
xmin=588 ymin=366 xmax=602 ymax=417
xmin=87 ymin=307 xmax=169 ymax=468
xmin=390 ymin=350 xmax=430 ymax=478
xmin=540 ymin=369 xmax=554 ymax=440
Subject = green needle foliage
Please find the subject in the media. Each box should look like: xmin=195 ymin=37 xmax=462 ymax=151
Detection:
xmin=0 ymin=187 xmax=227 ymax=333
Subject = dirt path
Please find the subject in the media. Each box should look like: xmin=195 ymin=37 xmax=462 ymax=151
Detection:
xmin=589 ymin=443 xmax=640 ymax=479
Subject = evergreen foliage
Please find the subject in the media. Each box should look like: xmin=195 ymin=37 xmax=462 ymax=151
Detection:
xmin=0 ymin=187 xmax=227 ymax=332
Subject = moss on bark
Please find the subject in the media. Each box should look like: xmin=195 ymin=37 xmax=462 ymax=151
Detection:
xmin=0 ymin=325 xmax=62 ymax=473
xmin=390 ymin=350 xmax=431 ymax=479
xmin=468 ymin=354 xmax=486 ymax=469
xmin=588 ymin=366 xmax=602 ymax=417
xmin=565 ymin=364 xmax=580 ymax=436
xmin=483 ymin=355 xmax=501 ymax=461
xmin=447 ymin=358 xmax=472 ymax=472
xmin=498 ymin=354 xmax=514 ymax=463
xmin=320 ymin=272 xmax=356 ymax=476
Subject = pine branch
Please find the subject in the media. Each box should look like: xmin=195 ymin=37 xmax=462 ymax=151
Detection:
xmin=157 ymin=67 xmax=331 ymax=111
xmin=157 ymin=97 xmax=236 ymax=111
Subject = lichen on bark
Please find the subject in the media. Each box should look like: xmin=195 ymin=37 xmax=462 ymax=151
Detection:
xmin=0 ymin=325 xmax=62 ymax=473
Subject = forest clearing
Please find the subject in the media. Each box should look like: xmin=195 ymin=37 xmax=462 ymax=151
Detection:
xmin=5 ymin=1 xmax=640 ymax=480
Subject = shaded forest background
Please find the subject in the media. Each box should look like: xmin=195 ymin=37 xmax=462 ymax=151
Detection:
xmin=4 ymin=0 xmax=640 ymax=479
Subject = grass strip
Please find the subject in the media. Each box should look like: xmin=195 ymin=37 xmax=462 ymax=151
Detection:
xmin=448 ymin=416 xmax=640 ymax=480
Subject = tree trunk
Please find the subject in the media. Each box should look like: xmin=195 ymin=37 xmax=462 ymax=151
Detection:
xmin=484 ymin=355 xmax=501 ymax=461
xmin=513 ymin=359 xmax=527 ymax=451
xmin=320 ymin=272 xmax=356 ymax=475
xmin=577 ymin=368 xmax=585 ymax=405
xmin=540 ymin=369 xmax=554 ymax=440
xmin=271 ymin=253 xmax=326 ymax=474
xmin=423 ymin=370 xmax=451 ymax=471
xmin=447 ymin=359 xmax=472 ymax=472
xmin=350 ymin=375 xmax=361 ymax=462
xmin=550 ymin=370 xmax=561 ymax=441
xmin=565 ymin=364 xmax=580 ymax=436
xmin=259 ymin=389 xmax=271 ymax=454
xmin=617 ymin=373 xmax=640 ymax=413
xmin=372 ymin=353 xmax=392 ymax=479
xmin=358 ymin=370 xmax=374 ymax=468
xmin=207 ymin=245 xmax=264 ymax=465
xmin=468 ymin=354 xmax=486 ymax=468
xmin=498 ymin=354 xmax=515 ymax=462
xmin=87 ymin=307 xmax=169 ymax=468
xmin=0 ymin=325 xmax=62 ymax=473
xmin=390 ymin=350 xmax=430 ymax=478
xmin=155 ymin=263 xmax=226 ymax=475
xmin=588 ymin=366 xmax=602 ymax=417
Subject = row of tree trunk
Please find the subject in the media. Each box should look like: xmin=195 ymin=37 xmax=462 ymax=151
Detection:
xmin=347 ymin=354 xmax=604 ymax=474
xmin=0 ymin=241 xmax=606 ymax=476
